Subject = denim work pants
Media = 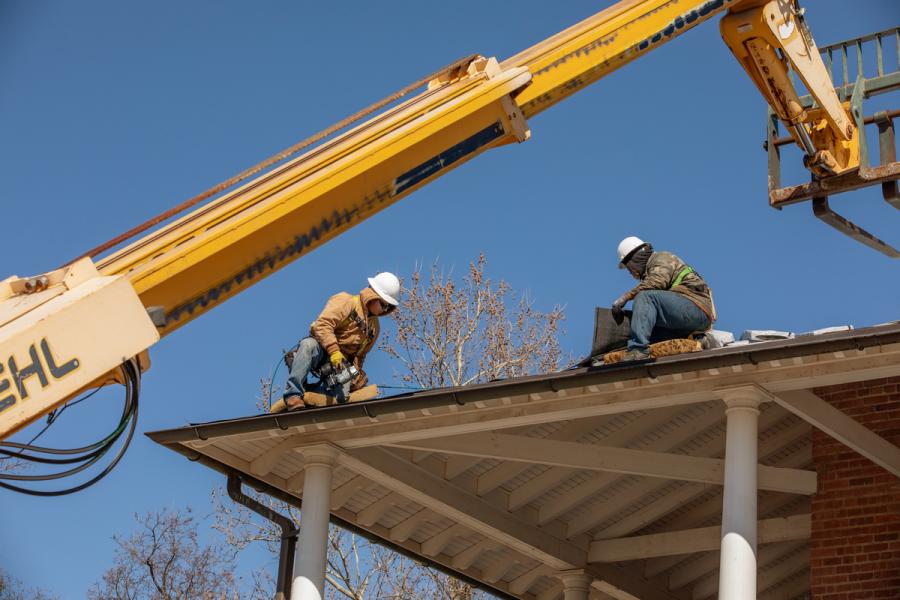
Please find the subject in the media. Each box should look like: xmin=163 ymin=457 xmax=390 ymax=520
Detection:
xmin=628 ymin=290 xmax=710 ymax=351
xmin=283 ymin=337 xmax=351 ymax=402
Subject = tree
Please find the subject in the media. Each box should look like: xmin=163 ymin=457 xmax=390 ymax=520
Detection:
xmin=89 ymin=507 xmax=239 ymax=600
xmin=381 ymin=254 xmax=567 ymax=388
xmin=0 ymin=569 xmax=59 ymax=600
xmin=215 ymin=254 xmax=567 ymax=599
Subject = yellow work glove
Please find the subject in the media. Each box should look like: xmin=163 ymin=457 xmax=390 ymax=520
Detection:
xmin=329 ymin=351 xmax=346 ymax=368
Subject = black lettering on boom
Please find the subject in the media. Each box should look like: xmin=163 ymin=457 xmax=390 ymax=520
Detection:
xmin=41 ymin=339 xmax=79 ymax=378
xmin=0 ymin=363 xmax=13 ymax=413
xmin=8 ymin=345 xmax=49 ymax=400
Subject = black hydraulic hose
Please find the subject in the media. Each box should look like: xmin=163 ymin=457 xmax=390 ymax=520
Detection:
xmin=0 ymin=375 xmax=132 ymax=477
xmin=0 ymin=360 xmax=141 ymax=496
xmin=0 ymin=445 xmax=109 ymax=466
xmin=0 ymin=386 xmax=105 ymax=459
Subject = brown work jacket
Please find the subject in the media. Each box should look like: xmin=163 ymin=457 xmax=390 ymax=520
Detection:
xmin=310 ymin=287 xmax=381 ymax=369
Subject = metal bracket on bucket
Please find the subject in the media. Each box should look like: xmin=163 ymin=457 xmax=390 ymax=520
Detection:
xmin=766 ymin=27 xmax=900 ymax=257
xmin=811 ymin=107 xmax=900 ymax=257
xmin=811 ymin=195 xmax=899 ymax=257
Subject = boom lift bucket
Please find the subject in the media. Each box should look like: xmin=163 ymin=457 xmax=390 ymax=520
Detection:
xmin=765 ymin=27 xmax=900 ymax=257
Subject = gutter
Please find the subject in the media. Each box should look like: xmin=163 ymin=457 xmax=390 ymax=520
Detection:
xmin=227 ymin=474 xmax=297 ymax=600
xmin=146 ymin=322 xmax=900 ymax=446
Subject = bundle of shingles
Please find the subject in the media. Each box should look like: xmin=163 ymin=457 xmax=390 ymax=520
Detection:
xmin=596 ymin=318 xmax=853 ymax=365
xmin=602 ymin=338 xmax=702 ymax=364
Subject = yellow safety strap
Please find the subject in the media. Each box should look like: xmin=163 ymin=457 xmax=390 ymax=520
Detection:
xmin=336 ymin=295 xmax=362 ymax=330
xmin=670 ymin=267 xmax=694 ymax=289
xmin=339 ymin=295 xmax=374 ymax=355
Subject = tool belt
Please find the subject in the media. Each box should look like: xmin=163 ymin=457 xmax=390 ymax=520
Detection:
xmin=283 ymin=346 xmax=298 ymax=371
xmin=282 ymin=338 xmax=332 ymax=372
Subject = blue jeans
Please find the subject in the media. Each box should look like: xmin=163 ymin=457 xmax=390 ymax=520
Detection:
xmin=283 ymin=337 xmax=350 ymax=402
xmin=628 ymin=290 xmax=709 ymax=351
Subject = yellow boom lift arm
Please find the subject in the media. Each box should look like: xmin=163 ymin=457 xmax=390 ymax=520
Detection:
xmin=1 ymin=0 xmax=894 ymax=446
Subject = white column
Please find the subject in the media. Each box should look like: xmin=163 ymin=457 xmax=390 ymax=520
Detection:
xmin=718 ymin=391 xmax=761 ymax=600
xmin=292 ymin=445 xmax=339 ymax=600
xmin=557 ymin=569 xmax=593 ymax=600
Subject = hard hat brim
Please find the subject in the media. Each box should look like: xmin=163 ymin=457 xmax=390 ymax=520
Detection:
xmin=368 ymin=277 xmax=399 ymax=305
xmin=619 ymin=243 xmax=647 ymax=269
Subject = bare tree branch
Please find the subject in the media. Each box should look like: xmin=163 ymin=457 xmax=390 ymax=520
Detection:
xmin=89 ymin=508 xmax=238 ymax=600
xmin=0 ymin=569 xmax=59 ymax=600
xmin=381 ymin=254 xmax=569 ymax=390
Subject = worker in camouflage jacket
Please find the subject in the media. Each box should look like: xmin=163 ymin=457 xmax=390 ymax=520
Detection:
xmin=611 ymin=236 xmax=716 ymax=361
xmin=281 ymin=272 xmax=400 ymax=409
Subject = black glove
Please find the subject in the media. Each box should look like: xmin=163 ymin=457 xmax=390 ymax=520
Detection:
xmin=611 ymin=296 xmax=627 ymax=324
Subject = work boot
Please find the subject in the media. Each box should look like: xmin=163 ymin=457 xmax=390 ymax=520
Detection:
xmin=621 ymin=348 xmax=651 ymax=361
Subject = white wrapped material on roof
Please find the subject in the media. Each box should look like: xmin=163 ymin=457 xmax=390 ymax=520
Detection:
xmin=797 ymin=325 xmax=853 ymax=336
xmin=740 ymin=330 xmax=794 ymax=343
xmin=706 ymin=330 xmax=735 ymax=347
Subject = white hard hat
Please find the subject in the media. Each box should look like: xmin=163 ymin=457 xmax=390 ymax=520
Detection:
xmin=617 ymin=236 xmax=646 ymax=268
xmin=368 ymin=272 xmax=400 ymax=306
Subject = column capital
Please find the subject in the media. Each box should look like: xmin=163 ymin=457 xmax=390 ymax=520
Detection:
xmin=299 ymin=444 xmax=340 ymax=468
xmin=555 ymin=568 xmax=593 ymax=592
xmin=715 ymin=384 xmax=771 ymax=412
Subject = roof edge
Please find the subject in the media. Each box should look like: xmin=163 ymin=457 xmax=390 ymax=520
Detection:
xmin=146 ymin=322 xmax=900 ymax=445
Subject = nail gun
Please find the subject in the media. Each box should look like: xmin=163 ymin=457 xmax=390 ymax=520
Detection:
xmin=315 ymin=361 xmax=359 ymax=389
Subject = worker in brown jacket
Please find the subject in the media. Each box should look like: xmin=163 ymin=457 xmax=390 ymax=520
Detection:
xmin=611 ymin=236 xmax=715 ymax=361
xmin=281 ymin=272 xmax=400 ymax=409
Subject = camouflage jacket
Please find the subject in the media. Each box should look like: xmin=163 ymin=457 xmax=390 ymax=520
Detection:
xmin=622 ymin=251 xmax=716 ymax=323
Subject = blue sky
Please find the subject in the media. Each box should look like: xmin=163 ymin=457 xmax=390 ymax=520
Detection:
xmin=2 ymin=0 xmax=898 ymax=596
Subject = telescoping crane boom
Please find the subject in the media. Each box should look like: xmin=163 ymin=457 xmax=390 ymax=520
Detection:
xmin=1 ymin=0 xmax=897 ymax=491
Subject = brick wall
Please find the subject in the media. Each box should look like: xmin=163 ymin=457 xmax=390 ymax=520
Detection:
xmin=810 ymin=376 xmax=900 ymax=599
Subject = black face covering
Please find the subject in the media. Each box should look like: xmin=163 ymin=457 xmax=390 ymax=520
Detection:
xmin=625 ymin=244 xmax=653 ymax=278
